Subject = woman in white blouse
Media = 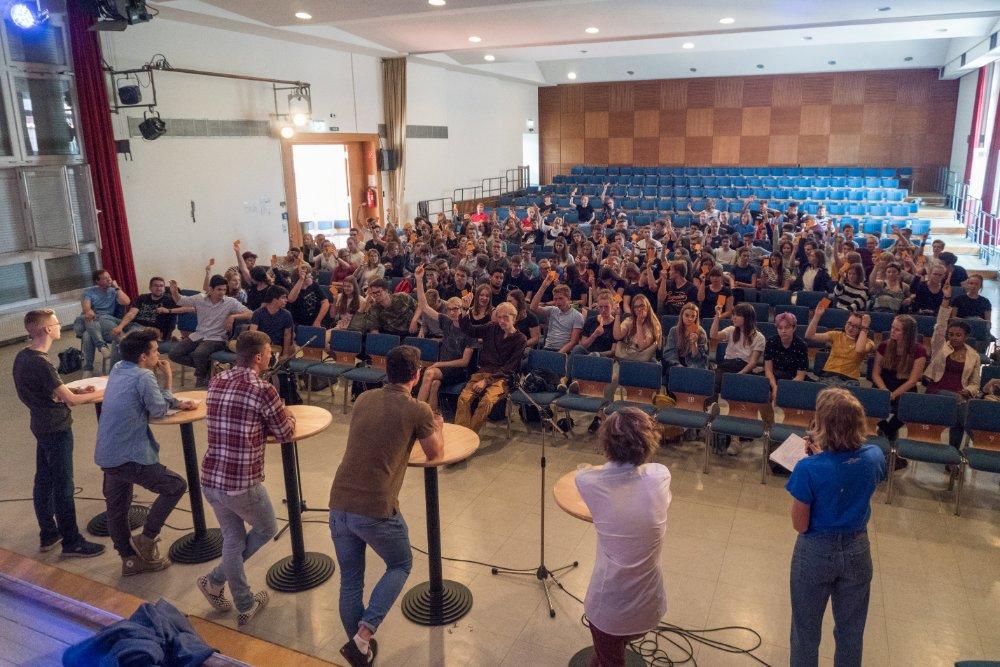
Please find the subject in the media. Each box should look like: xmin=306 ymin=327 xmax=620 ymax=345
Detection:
xmin=576 ymin=408 xmax=671 ymax=666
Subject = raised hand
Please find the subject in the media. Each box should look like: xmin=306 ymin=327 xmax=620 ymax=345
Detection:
xmin=206 ymin=258 xmax=215 ymax=271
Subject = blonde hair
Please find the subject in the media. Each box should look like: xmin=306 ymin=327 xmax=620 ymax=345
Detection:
xmin=494 ymin=302 xmax=517 ymax=319
xmin=812 ymin=388 xmax=867 ymax=453
xmin=24 ymin=309 xmax=55 ymax=335
xmin=552 ymin=284 xmax=571 ymax=298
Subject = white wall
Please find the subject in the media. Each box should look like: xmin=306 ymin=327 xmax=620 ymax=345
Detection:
xmin=404 ymin=61 xmax=538 ymax=217
xmin=101 ymin=18 xmax=382 ymax=290
xmin=949 ymin=70 xmax=979 ymax=182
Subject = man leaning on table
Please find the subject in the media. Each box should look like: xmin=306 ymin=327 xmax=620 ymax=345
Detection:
xmin=328 ymin=345 xmax=444 ymax=667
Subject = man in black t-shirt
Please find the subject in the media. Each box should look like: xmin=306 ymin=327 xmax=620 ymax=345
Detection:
xmin=13 ymin=310 xmax=105 ymax=558
xmin=570 ymin=188 xmax=596 ymax=224
xmin=112 ymin=276 xmax=180 ymax=341
xmin=658 ymin=261 xmax=699 ymax=316
xmin=573 ymin=291 xmax=617 ymax=356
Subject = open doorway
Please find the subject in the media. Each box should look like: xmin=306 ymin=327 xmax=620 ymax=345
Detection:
xmin=292 ymin=144 xmax=351 ymax=244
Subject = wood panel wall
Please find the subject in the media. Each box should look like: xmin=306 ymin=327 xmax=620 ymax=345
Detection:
xmin=539 ymin=69 xmax=957 ymax=191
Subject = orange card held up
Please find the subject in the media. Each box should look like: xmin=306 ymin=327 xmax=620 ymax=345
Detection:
xmin=817 ymin=297 xmax=831 ymax=309
xmin=716 ymin=294 xmax=728 ymax=309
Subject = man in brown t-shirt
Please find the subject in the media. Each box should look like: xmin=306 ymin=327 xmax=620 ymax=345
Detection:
xmin=328 ymin=345 xmax=443 ymax=667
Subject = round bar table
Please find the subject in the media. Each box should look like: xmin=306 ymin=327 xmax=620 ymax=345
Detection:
xmin=400 ymin=423 xmax=479 ymax=626
xmin=553 ymin=468 xmax=645 ymax=667
xmin=266 ymin=404 xmax=335 ymax=593
xmin=149 ymin=390 xmax=222 ymax=564
xmin=65 ymin=377 xmax=151 ymax=537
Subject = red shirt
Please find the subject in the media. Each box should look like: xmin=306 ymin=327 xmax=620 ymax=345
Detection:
xmin=202 ymin=366 xmax=295 ymax=493
xmin=470 ymin=212 xmax=488 ymax=223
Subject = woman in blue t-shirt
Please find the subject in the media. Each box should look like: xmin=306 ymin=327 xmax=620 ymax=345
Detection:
xmin=786 ymin=388 xmax=886 ymax=667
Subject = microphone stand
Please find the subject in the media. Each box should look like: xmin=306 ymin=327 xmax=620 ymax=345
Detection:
xmin=490 ymin=372 xmax=578 ymax=618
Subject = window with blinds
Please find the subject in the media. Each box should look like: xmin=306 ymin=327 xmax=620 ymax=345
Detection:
xmin=67 ymin=165 xmax=96 ymax=243
xmin=45 ymin=251 xmax=96 ymax=295
xmin=0 ymin=170 xmax=29 ymax=253
xmin=14 ymin=76 xmax=79 ymax=157
xmin=4 ymin=18 xmax=68 ymax=68
xmin=0 ymin=261 xmax=37 ymax=305
xmin=22 ymin=167 xmax=75 ymax=251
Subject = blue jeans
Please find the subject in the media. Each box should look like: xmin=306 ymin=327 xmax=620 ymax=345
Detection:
xmin=33 ymin=429 xmax=83 ymax=546
xmin=329 ymin=509 xmax=413 ymax=637
xmin=203 ymin=484 xmax=277 ymax=612
xmin=73 ymin=314 xmax=120 ymax=370
xmin=790 ymin=531 xmax=872 ymax=667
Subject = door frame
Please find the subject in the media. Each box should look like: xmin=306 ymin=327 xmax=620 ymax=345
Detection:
xmin=280 ymin=132 xmax=382 ymax=247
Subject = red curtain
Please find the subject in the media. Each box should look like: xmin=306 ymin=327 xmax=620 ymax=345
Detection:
xmin=982 ymin=90 xmax=1000 ymax=216
xmin=964 ymin=67 xmax=988 ymax=185
xmin=66 ymin=2 xmax=138 ymax=297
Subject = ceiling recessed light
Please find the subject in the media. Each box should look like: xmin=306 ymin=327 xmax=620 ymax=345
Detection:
xmin=483 ymin=54 xmax=495 ymax=61
xmin=428 ymin=0 xmax=446 ymax=5
xmin=904 ymin=56 xmax=913 ymax=61
xmin=756 ymin=64 xmax=765 ymax=69
xmin=802 ymin=35 xmax=813 ymax=40
xmin=876 ymin=6 xmax=891 ymax=11
xmin=294 ymin=11 xmax=311 ymax=19
xmin=585 ymin=26 xmax=599 ymax=34
xmin=682 ymin=42 xmax=695 ymax=49
xmin=468 ymin=35 xmax=482 ymax=43
xmin=719 ymin=17 xmax=735 ymax=24
xmin=689 ymin=67 xmax=697 ymax=72
xmin=828 ymin=60 xmax=837 ymax=65
xmin=567 ymin=71 xmax=577 ymax=80
xmin=936 ymin=28 xmax=948 ymax=33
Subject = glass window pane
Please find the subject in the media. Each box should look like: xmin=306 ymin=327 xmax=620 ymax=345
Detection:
xmin=45 ymin=251 xmax=97 ymax=295
xmin=0 ymin=261 xmax=37 ymax=305
xmin=0 ymin=85 xmax=11 ymax=157
xmin=67 ymin=166 xmax=96 ymax=243
xmin=23 ymin=168 xmax=73 ymax=249
xmin=0 ymin=170 xmax=29 ymax=253
xmin=5 ymin=19 xmax=67 ymax=66
xmin=14 ymin=77 xmax=79 ymax=156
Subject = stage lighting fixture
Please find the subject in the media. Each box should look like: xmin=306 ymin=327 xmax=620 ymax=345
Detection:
xmin=288 ymin=92 xmax=310 ymax=127
xmin=280 ymin=124 xmax=295 ymax=139
xmin=77 ymin=0 xmax=153 ymax=31
xmin=138 ymin=111 xmax=166 ymax=140
xmin=8 ymin=1 xmax=48 ymax=29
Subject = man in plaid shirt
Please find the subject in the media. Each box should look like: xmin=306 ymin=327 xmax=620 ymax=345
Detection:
xmin=196 ymin=330 xmax=295 ymax=626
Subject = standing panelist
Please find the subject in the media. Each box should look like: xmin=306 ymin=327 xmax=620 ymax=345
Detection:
xmin=328 ymin=346 xmax=444 ymax=667
xmin=196 ymin=331 xmax=296 ymax=627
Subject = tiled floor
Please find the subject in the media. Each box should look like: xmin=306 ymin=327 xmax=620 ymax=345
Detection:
xmin=0 ymin=340 xmax=997 ymax=666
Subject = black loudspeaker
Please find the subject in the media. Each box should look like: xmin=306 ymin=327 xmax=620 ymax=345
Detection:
xmin=118 ymin=84 xmax=141 ymax=105
xmin=377 ymin=149 xmax=397 ymax=171
xmin=138 ymin=112 xmax=166 ymax=140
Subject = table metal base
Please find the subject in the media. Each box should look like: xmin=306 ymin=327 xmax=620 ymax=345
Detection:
xmin=401 ymin=579 xmax=473 ymax=626
xmin=168 ymin=528 xmax=223 ymax=564
xmin=86 ymin=504 xmax=149 ymax=537
xmin=568 ymin=646 xmax=644 ymax=667
xmin=266 ymin=552 xmax=335 ymax=592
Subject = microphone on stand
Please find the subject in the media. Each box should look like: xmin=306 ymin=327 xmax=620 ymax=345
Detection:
xmin=261 ymin=333 xmax=320 ymax=382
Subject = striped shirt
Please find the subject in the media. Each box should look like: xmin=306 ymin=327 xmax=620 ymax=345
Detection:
xmin=832 ymin=281 xmax=869 ymax=312
xmin=202 ymin=366 xmax=295 ymax=493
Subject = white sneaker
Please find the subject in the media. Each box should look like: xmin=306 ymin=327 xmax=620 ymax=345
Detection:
xmin=197 ymin=575 xmax=233 ymax=612
xmin=726 ymin=440 xmax=742 ymax=456
xmin=237 ymin=590 xmax=269 ymax=626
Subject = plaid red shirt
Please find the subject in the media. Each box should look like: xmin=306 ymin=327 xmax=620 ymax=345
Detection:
xmin=202 ymin=366 xmax=295 ymax=493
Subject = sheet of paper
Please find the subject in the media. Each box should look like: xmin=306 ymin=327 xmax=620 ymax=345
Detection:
xmin=769 ymin=433 xmax=809 ymax=472
xmin=65 ymin=376 xmax=108 ymax=391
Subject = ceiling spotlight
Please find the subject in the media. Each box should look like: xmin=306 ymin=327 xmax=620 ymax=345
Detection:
xmin=904 ymin=56 xmax=914 ymax=61
xmin=288 ymin=91 xmax=311 ymax=127
xmin=78 ymin=0 xmax=153 ymax=31
xmin=585 ymin=26 xmax=599 ymax=34
xmin=294 ymin=11 xmax=311 ymax=19
xmin=567 ymin=71 xmax=577 ymax=80
xmin=468 ymin=35 xmax=482 ymax=43
xmin=828 ymin=60 xmax=837 ymax=65
xmin=428 ymin=0 xmax=446 ymax=5
xmin=280 ymin=124 xmax=295 ymax=139
xmin=483 ymin=54 xmax=495 ymax=61
xmin=756 ymin=64 xmax=765 ymax=69
xmin=682 ymin=42 xmax=695 ymax=49
xmin=876 ymin=6 xmax=891 ymax=11
xmin=719 ymin=17 xmax=735 ymax=24
xmin=689 ymin=67 xmax=698 ymax=72
xmin=802 ymin=35 xmax=813 ymax=40
xmin=8 ymin=1 xmax=48 ymax=29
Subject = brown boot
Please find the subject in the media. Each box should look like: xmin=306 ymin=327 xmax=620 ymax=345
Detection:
xmin=130 ymin=534 xmax=164 ymax=563
xmin=122 ymin=554 xmax=171 ymax=576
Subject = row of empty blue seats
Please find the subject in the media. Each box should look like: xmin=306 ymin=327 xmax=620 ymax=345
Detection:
xmin=554 ymin=175 xmax=902 ymax=189
xmin=500 ymin=197 xmax=920 ymax=217
xmin=569 ymin=165 xmax=908 ymax=178
xmin=544 ymin=185 xmax=909 ymax=203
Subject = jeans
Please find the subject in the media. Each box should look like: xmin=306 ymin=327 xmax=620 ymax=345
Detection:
xmin=168 ymin=338 xmax=226 ymax=383
xmin=102 ymin=462 xmax=187 ymax=558
xmin=329 ymin=509 xmax=413 ymax=638
xmin=73 ymin=314 xmax=121 ymax=370
xmin=33 ymin=429 xmax=82 ymax=547
xmin=790 ymin=531 xmax=872 ymax=667
xmin=203 ymin=484 xmax=277 ymax=612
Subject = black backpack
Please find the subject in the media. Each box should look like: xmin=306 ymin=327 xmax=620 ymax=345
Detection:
xmin=520 ymin=369 xmax=560 ymax=394
xmin=57 ymin=348 xmax=83 ymax=375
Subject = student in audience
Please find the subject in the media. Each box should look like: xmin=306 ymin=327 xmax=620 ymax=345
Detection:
xmin=113 ymin=276 xmax=183 ymax=342
xmin=467 ymin=283 xmax=495 ymax=326
xmin=198 ymin=331 xmax=295 ymax=626
xmin=73 ymin=269 xmax=131 ymax=374
xmin=695 ymin=266 xmax=734 ymax=319
xmin=831 ymin=263 xmax=869 ymax=312
xmin=662 ymin=302 xmax=709 ymax=370
xmin=793 ymin=248 xmax=833 ymax=293
xmin=871 ymin=315 xmax=927 ymax=440
xmin=366 ymin=279 xmax=416 ymax=337
xmin=657 ymin=261 xmax=698 ymax=317
xmin=287 ymin=265 xmax=331 ymax=327
xmin=249 ymin=285 xmax=294 ymax=358
xmin=806 ymin=306 xmax=873 ymax=388
xmin=710 ymin=303 xmax=766 ymax=454
xmin=758 ymin=253 xmax=793 ymax=291
xmin=763 ymin=312 xmax=809 ymax=397
xmin=14 ymin=310 xmax=105 ymax=558
xmin=413 ymin=267 xmax=475 ymax=413
xmin=168 ymin=275 xmax=251 ymax=388
xmin=328 ymin=346 xmax=443 ymax=667
xmin=911 ymin=263 xmax=947 ymax=315
xmin=95 ymin=328 xmax=194 ymax=575
xmin=530 ymin=278 xmax=585 ymax=353
xmin=924 ymin=285 xmax=981 ymax=449
xmin=613 ymin=294 xmax=660 ymax=363
xmin=869 ymin=262 xmax=911 ymax=313
xmin=714 ymin=235 xmax=738 ymax=265
xmin=576 ymin=407 xmax=670 ymax=667
xmin=229 ymin=248 xmax=258 ymax=289
xmin=332 ymin=277 xmax=366 ymax=330
xmin=938 ymin=251 xmax=969 ymax=287
xmin=950 ymin=274 xmax=991 ymax=319
xmin=457 ymin=302 xmax=527 ymax=433
xmin=224 ymin=270 xmax=248 ymax=304
xmin=356 ymin=250 xmax=386 ymax=290
xmin=569 ymin=188 xmax=596 ymax=224
xmin=274 ymin=246 xmax=304 ymax=275
xmin=243 ymin=265 xmax=274 ymax=312
xmin=574 ymin=289 xmax=617 ymax=357
xmin=787 ymin=388 xmax=885 ymax=667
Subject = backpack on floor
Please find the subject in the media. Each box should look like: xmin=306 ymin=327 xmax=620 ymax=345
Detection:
xmin=58 ymin=348 xmax=83 ymax=375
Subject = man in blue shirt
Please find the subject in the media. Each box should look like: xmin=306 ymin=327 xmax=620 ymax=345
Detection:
xmin=95 ymin=328 xmax=196 ymax=576
xmin=72 ymin=269 xmax=131 ymax=374
xmin=249 ymin=285 xmax=294 ymax=356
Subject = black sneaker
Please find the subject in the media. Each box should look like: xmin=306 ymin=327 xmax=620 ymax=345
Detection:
xmin=61 ymin=539 xmax=105 ymax=558
xmin=340 ymin=638 xmax=375 ymax=667
xmin=39 ymin=535 xmax=62 ymax=552
xmin=588 ymin=416 xmax=601 ymax=433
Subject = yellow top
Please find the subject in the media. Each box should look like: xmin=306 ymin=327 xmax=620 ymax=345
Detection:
xmin=822 ymin=331 xmax=874 ymax=379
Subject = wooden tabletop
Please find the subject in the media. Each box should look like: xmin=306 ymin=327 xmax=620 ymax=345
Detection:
xmin=553 ymin=468 xmax=595 ymax=523
xmin=408 ymin=423 xmax=480 ymax=467
xmin=149 ymin=390 xmax=207 ymax=426
xmin=64 ymin=376 xmax=107 ymax=405
xmin=267 ymin=404 xmax=333 ymax=443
